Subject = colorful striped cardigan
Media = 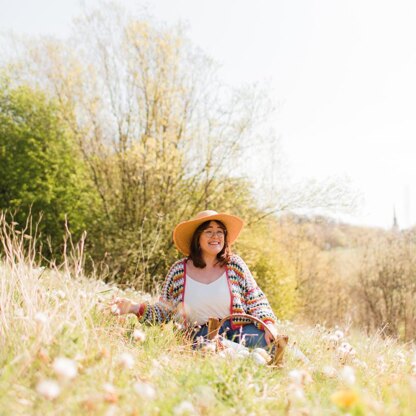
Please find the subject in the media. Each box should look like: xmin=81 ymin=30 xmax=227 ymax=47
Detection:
xmin=137 ymin=254 xmax=277 ymax=330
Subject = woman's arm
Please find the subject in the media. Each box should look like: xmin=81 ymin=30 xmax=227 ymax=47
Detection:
xmin=110 ymin=260 xmax=183 ymax=324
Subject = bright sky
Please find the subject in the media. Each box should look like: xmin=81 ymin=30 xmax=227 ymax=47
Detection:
xmin=1 ymin=0 xmax=415 ymax=229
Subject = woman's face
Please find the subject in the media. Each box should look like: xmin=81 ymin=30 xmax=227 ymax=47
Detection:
xmin=199 ymin=221 xmax=226 ymax=256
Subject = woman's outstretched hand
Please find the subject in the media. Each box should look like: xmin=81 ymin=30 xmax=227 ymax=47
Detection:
xmin=109 ymin=297 xmax=138 ymax=315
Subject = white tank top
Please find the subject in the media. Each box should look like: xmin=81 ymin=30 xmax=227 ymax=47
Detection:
xmin=184 ymin=272 xmax=231 ymax=326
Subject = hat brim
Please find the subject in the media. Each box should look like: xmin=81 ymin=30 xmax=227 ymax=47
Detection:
xmin=173 ymin=213 xmax=244 ymax=256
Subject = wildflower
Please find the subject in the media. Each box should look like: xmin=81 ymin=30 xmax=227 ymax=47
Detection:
xmin=105 ymin=404 xmax=119 ymax=416
xmin=195 ymin=335 xmax=205 ymax=348
xmin=118 ymin=352 xmax=135 ymax=369
xmin=410 ymin=352 xmax=416 ymax=374
xmin=97 ymin=347 xmax=110 ymax=360
xmin=288 ymin=369 xmax=313 ymax=386
xmin=193 ymin=385 xmax=216 ymax=408
xmin=201 ymin=342 xmax=217 ymax=354
xmin=173 ymin=400 xmax=196 ymax=415
xmin=37 ymin=347 xmax=50 ymax=364
xmin=253 ymin=348 xmax=271 ymax=362
xmin=103 ymin=383 xmax=118 ymax=403
xmin=409 ymin=376 xmax=416 ymax=392
xmin=251 ymin=351 xmax=267 ymax=366
xmin=322 ymin=365 xmax=337 ymax=378
xmin=133 ymin=381 xmax=156 ymax=400
xmin=291 ymin=346 xmax=310 ymax=364
xmin=218 ymin=347 xmax=236 ymax=359
xmin=334 ymin=330 xmax=344 ymax=340
xmin=323 ymin=334 xmax=339 ymax=349
xmin=111 ymin=304 xmax=120 ymax=315
xmin=377 ymin=356 xmax=387 ymax=373
xmin=331 ymin=389 xmax=359 ymax=409
xmin=53 ymin=290 xmax=66 ymax=300
xmin=103 ymin=383 xmax=116 ymax=394
xmin=74 ymin=353 xmax=86 ymax=362
xmin=150 ymin=359 xmax=163 ymax=377
xmin=174 ymin=322 xmax=184 ymax=331
xmin=286 ymin=383 xmax=306 ymax=403
xmin=337 ymin=342 xmax=356 ymax=364
xmin=352 ymin=358 xmax=368 ymax=369
xmin=236 ymin=349 xmax=250 ymax=359
xmin=15 ymin=308 xmax=24 ymax=318
xmin=53 ymin=357 xmax=78 ymax=380
xmin=132 ymin=329 xmax=146 ymax=342
xmin=35 ymin=312 xmax=48 ymax=325
xmin=82 ymin=398 xmax=97 ymax=411
xmin=339 ymin=365 xmax=356 ymax=386
xmin=36 ymin=379 xmax=61 ymax=400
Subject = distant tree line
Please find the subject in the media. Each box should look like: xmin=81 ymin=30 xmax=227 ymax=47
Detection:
xmin=278 ymin=215 xmax=416 ymax=341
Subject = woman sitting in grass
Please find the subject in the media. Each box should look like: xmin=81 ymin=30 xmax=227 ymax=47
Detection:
xmin=110 ymin=210 xmax=278 ymax=348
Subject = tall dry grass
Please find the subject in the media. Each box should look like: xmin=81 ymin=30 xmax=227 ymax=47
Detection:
xmin=0 ymin=213 xmax=415 ymax=415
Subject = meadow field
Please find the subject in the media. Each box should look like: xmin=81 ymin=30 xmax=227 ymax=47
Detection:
xmin=1 ymin=229 xmax=415 ymax=416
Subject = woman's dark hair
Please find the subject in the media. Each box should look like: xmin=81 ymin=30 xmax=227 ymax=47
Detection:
xmin=189 ymin=220 xmax=231 ymax=268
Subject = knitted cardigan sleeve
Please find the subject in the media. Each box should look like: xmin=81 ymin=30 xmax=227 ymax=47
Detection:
xmin=137 ymin=260 xmax=183 ymax=325
xmin=235 ymin=255 xmax=278 ymax=326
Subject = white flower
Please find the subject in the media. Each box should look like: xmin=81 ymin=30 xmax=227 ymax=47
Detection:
xmin=339 ymin=365 xmax=356 ymax=386
xmin=377 ymin=356 xmax=387 ymax=373
xmin=150 ymin=359 xmax=163 ymax=377
xmin=323 ymin=334 xmax=339 ymax=348
xmin=53 ymin=357 xmax=78 ymax=380
xmin=236 ymin=349 xmax=250 ymax=359
xmin=103 ymin=383 xmax=116 ymax=394
xmin=133 ymin=329 xmax=146 ymax=342
xmin=36 ymin=379 xmax=60 ymax=400
xmin=133 ymin=382 xmax=156 ymax=400
xmin=286 ymin=383 xmax=305 ymax=403
xmin=334 ymin=330 xmax=344 ymax=340
xmin=111 ymin=305 xmax=120 ymax=315
xmin=253 ymin=348 xmax=271 ymax=362
xmin=15 ymin=308 xmax=24 ymax=318
xmin=352 ymin=358 xmax=368 ymax=369
xmin=219 ymin=348 xmax=236 ymax=359
xmin=288 ymin=369 xmax=313 ymax=386
xmin=173 ymin=400 xmax=196 ymax=415
xmin=53 ymin=290 xmax=66 ymax=300
xmin=337 ymin=342 xmax=356 ymax=363
xmin=411 ymin=361 xmax=416 ymax=376
xmin=395 ymin=351 xmax=406 ymax=364
xmin=291 ymin=346 xmax=310 ymax=364
xmin=410 ymin=376 xmax=416 ymax=392
xmin=105 ymin=405 xmax=118 ymax=416
xmin=201 ymin=342 xmax=217 ymax=354
xmin=322 ymin=365 xmax=337 ymax=378
xmin=251 ymin=351 xmax=267 ymax=366
xmin=193 ymin=385 xmax=216 ymax=407
xmin=74 ymin=353 xmax=86 ymax=362
xmin=35 ymin=312 xmax=48 ymax=325
xmin=118 ymin=352 xmax=135 ymax=369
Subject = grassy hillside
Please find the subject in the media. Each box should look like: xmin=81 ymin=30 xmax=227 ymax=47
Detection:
xmin=1 ymin=245 xmax=416 ymax=415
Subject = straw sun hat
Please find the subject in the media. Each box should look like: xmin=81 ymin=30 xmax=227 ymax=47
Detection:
xmin=173 ymin=210 xmax=244 ymax=256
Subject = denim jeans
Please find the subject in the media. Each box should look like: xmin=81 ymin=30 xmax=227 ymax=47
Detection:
xmin=192 ymin=319 xmax=268 ymax=349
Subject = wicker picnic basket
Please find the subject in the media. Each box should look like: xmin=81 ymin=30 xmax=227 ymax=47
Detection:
xmin=206 ymin=313 xmax=289 ymax=366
